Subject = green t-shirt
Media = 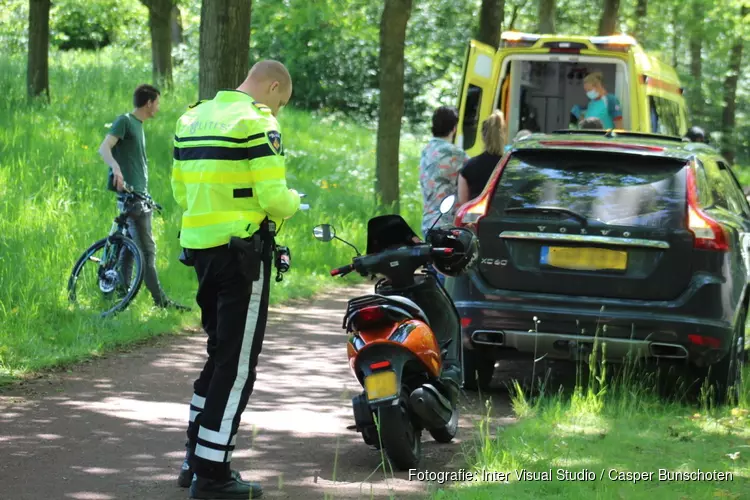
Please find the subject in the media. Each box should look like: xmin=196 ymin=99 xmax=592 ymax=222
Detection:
xmin=108 ymin=113 xmax=148 ymax=194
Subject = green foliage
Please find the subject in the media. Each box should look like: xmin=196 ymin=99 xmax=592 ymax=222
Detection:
xmin=0 ymin=50 xmax=426 ymax=378
xmin=0 ymin=0 xmax=28 ymax=54
xmin=50 ymin=0 xmax=149 ymax=50
xmin=250 ymin=0 xmax=381 ymax=119
xmin=4 ymin=0 xmax=747 ymax=160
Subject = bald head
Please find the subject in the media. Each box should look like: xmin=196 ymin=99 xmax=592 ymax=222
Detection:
xmin=239 ymin=59 xmax=292 ymax=116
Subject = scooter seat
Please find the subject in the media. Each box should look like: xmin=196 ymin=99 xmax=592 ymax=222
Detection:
xmin=375 ymin=294 xmax=430 ymax=327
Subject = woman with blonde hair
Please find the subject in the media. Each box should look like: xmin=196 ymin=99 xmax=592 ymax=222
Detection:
xmin=572 ymin=71 xmax=623 ymax=129
xmin=458 ymin=110 xmax=506 ymax=204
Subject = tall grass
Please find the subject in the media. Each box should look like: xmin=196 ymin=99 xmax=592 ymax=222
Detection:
xmin=0 ymin=48 xmax=427 ymax=379
xmin=434 ymin=319 xmax=750 ymax=500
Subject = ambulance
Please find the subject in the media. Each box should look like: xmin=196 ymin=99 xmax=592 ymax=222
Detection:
xmin=456 ymin=32 xmax=690 ymax=156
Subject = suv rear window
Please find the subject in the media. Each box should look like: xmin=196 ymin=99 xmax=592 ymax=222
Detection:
xmin=493 ymin=150 xmax=688 ymax=228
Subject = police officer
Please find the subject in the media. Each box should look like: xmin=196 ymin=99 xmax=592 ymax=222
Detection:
xmin=171 ymin=60 xmax=300 ymax=499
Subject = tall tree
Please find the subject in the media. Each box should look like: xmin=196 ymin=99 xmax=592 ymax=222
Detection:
xmin=632 ymin=0 xmax=647 ymax=41
xmin=477 ymin=0 xmax=505 ymax=48
xmin=720 ymin=3 xmax=749 ymax=163
xmin=598 ymin=0 xmax=620 ymax=35
xmin=198 ymin=0 xmax=252 ymax=101
xmin=27 ymin=0 xmax=51 ymax=102
xmin=375 ymin=0 xmax=413 ymax=213
xmin=140 ymin=0 xmax=174 ymax=88
xmin=171 ymin=4 xmax=183 ymax=45
xmin=538 ymin=0 xmax=556 ymax=33
xmin=688 ymin=0 xmax=704 ymax=124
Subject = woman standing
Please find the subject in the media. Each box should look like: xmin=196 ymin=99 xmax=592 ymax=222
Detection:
xmin=458 ymin=110 xmax=506 ymax=204
xmin=573 ymin=72 xmax=623 ymax=129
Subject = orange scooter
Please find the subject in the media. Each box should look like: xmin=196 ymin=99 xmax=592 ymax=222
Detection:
xmin=312 ymin=195 xmax=479 ymax=469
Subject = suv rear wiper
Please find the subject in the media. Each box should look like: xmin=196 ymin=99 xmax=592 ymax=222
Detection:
xmin=505 ymin=206 xmax=590 ymax=225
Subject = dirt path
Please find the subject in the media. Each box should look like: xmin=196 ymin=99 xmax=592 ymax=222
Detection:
xmin=0 ymin=286 xmax=514 ymax=500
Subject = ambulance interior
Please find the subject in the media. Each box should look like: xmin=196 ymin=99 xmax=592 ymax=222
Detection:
xmin=499 ymin=59 xmax=628 ymax=139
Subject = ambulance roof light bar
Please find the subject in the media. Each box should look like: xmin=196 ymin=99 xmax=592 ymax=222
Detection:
xmin=501 ymin=32 xmax=542 ymax=42
xmin=590 ymin=34 xmax=637 ymax=46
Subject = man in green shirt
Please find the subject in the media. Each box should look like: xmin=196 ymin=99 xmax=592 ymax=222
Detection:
xmin=98 ymin=84 xmax=188 ymax=311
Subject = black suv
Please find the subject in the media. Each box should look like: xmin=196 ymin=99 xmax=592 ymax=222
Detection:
xmin=448 ymin=130 xmax=749 ymax=398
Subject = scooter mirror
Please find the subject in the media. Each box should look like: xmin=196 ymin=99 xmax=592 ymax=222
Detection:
xmin=313 ymin=224 xmax=335 ymax=242
xmin=439 ymin=194 xmax=456 ymax=215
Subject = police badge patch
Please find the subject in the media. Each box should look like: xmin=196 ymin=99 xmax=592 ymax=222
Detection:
xmin=267 ymin=130 xmax=282 ymax=155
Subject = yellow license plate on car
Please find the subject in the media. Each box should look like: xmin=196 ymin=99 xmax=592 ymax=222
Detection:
xmin=364 ymin=371 xmax=398 ymax=401
xmin=541 ymin=246 xmax=627 ymax=271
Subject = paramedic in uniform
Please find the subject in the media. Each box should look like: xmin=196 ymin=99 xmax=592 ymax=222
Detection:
xmin=171 ymin=60 xmax=300 ymax=499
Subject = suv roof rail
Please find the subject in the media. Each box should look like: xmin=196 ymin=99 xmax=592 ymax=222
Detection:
xmin=549 ymin=129 xmax=687 ymax=143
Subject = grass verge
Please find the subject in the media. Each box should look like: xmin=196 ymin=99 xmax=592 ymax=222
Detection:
xmin=0 ymin=48 xmax=426 ymax=382
xmin=434 ymin=343 xmax=750 ymax=500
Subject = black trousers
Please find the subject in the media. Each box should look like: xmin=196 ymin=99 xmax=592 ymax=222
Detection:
xmin=185 ymin=239 xmax=272 ymax=481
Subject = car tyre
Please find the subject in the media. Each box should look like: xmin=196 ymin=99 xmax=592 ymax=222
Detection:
xmin=703 ymin=306 xmax=746 ymax=404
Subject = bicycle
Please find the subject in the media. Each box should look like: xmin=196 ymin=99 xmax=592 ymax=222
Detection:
xmin=67 ymin=185 xmax=163 ymax=318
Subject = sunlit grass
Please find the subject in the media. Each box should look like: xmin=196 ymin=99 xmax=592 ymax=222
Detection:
xmin=0 ymin=48 xmax=427 ymax=380
xmin=433 ymin=329 xmax=750 ymax=500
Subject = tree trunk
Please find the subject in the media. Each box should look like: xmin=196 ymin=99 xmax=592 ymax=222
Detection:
xmin=477 ymin=0 xmax=504 ymax=48
xmin=688 ymin=0 xmax=704 ymax=124
xmin=598 ymin=0 xmax=620 ymax=35
xmin=689 ymin=37 xmax=703 ymax=122
xmin=171 ymin=4 xmax=183 ymax=45
xmin=538 ymin=0 xmax=555 ymax=33
xmin=632 ymin=0 xmax=647 ymax=41
xmin=720 ymin=4 xmax=748 ymax=164
xmin=671 ymin=6 xmax=679 ymax=68
xmin=375 ymin=0 xmax=413 ymax=213
xmin=141 ymin=0 xmax=174 ymax=88
xmin=199 ymin=0 xmax=252 ymax=101
xmin=508 ymin=3 xmax=521 ymax=30
xmin=27 ymin=0 xmax=51 ymax=102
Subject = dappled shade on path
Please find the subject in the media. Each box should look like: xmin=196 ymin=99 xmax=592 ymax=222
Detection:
xmin=0 ymin=286 xmax=512 ymax=499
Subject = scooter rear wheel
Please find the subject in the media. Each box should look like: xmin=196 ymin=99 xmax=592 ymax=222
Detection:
xmin=429 ymin=405 xmax=459 ymax=443
xmin=377 ymin=386 xmax=422 ymax=470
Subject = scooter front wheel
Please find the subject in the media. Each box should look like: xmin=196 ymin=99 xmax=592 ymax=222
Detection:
xmin=376 ymin=387 xmax=422 ymax=470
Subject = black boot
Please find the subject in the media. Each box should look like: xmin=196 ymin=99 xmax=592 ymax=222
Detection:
xmin=440 ymin=350 xmax=462 ymax=392
xmin=189 ymin=474 xmax=263 ymax=499
xmin=178 ymin=441 xmax=242 ymax=488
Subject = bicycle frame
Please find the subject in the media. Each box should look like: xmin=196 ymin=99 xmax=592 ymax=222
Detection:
xmin=99 ymin=193 xmax=160 ymax=290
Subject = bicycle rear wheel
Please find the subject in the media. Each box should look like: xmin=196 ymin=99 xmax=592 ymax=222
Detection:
xmin=67 ymin=234 xmax=144 ymax=317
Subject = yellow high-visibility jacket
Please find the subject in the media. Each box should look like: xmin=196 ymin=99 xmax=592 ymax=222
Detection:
xmin=171 ymin=90 xmax=300 ymax=250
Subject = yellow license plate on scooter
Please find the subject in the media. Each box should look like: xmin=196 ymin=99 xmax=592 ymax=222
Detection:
xmin=364 ymin=371 xmax=398 ymax=401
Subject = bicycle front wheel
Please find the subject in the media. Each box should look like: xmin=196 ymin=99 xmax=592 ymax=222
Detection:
xmin=67 ymin=234 xmax=145 ymax=317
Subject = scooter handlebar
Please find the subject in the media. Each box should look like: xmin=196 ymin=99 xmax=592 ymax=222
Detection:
xmin=329 ymin=245 xmax=454 ymax=278
xmin=330 ymin=263 xmax=355 ymax=277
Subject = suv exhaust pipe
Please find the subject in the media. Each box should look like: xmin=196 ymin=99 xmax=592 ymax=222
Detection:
xmin=649 ymin=342 xmax=689 ymax=359
xmin=471 ymin=330 xmax=505 ymax=346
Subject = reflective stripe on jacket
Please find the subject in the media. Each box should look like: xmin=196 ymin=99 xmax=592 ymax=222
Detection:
xmin=171 ymin=90 xmax=299 ymax=249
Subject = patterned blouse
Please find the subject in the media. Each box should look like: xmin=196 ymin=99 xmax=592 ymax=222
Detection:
xmin=419 ymin=138 xmax=469 ymax=236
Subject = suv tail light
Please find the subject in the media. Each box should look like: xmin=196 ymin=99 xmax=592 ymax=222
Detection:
xmin=455 ymin=154 xmax=511 ymax=227
xmin=686 ymin=167 xmax=729 ymax=252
